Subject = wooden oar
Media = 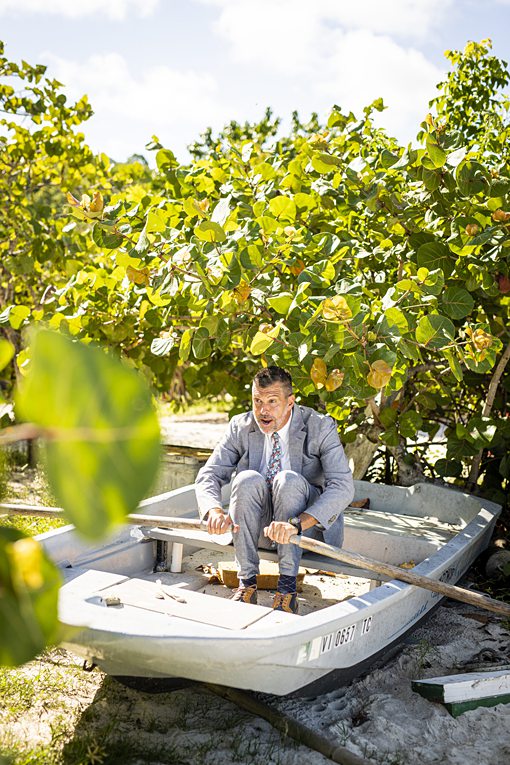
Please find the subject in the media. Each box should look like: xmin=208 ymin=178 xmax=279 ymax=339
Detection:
xmin=289 ymin=535 xmax=510 ymax=618
xmin=0 ymin=504 xmax=233 ymax=546
xmin=2 ymin=503 xmax=510 ymax=618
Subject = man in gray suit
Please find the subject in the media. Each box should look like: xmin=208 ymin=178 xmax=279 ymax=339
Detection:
xmin=195 ymin=366 xmax=354 ymax=613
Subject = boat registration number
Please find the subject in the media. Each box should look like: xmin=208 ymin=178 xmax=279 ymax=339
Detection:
xmin=299 ymin=617 xmax=372 ymax=662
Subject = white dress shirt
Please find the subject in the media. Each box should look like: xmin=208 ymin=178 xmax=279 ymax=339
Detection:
xmin=258 ymin=408 xmax=293 ymax=475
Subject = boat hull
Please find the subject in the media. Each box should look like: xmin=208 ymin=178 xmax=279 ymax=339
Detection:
xmin=40 ymin=481 xmax=501 ymax=695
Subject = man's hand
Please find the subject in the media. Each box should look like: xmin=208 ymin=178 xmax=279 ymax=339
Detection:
xmin=207 ymin=507 xmax=238 ymax=535
xmin=264 ymin=520 xmax=299 ymax=545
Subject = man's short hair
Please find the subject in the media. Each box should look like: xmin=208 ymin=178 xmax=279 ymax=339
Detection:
xmin=253 ymin=366 xmax=293 ymax=396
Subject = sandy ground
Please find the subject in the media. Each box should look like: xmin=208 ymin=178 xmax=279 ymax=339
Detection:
xmin=1 ymin=601 xmax=509 ymax=765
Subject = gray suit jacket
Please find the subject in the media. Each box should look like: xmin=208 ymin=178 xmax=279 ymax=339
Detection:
xmin=195 ymin=405 xmax=354 ymax=530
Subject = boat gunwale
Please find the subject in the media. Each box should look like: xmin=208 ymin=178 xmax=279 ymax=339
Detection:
xmin=55 ymin=489 xmax=501 ymax=646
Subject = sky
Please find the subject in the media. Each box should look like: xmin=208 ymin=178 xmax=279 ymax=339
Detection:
xmin=1 ymin=0 xmax=510 ymax=164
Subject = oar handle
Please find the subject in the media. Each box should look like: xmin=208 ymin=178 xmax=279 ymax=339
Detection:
xmin=0 ymin=504 xmax=210 ymax=531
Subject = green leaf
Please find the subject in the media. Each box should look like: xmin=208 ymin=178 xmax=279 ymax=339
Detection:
xmin=252 ymin=162 xmax=276 ymax=181
xmin=415 ymin=315 xmax=455 ymax=349
xmin=156 ymin=148 xmax=178 ymax=171
xmin=399 ymin=410 xmax=423 ymax=438
xmin=379 ymin=406 xmax=398 ymax=427
xmin=268 ymin=195 xmax=296 ymax=221
xmin=294 ymin=193 xmax=317 ymax=211
xmin=192 ymin=327 xmax=211 ymax=359
xmin=425 ymin=136 xmax=447 ymax=168
xmin=445 ymin=350 xmax=463 ymax=381
xmin=250 ymin=331 xmax=274 ymax=355
xmin=422 ymin=167 xmax=441 ymax=192
xmin=456 ymin=160 xmax=490 ymax=197
xmin=416 ymin=268 xmax=444 ymax=296
xmin=434 ymin=458 xmax=462 ymax=478
xmin=380 ymin=150 xmax=399 ymax=169
xmin=499 ymin=454 xmax=510 ymax=479
xmin=311 ymin=153 xmax=339 ymax=174
xmin=380 ymin=427 xmax=399 ymax=447
xmin=0 ymin=527 xmax=61 ymax=666
xmin=0 ymin=338 xmax=15 ymax=371
xmin=466 ymin=416 xmax=497 ymax=447
xmin=146 ymin=208 xmax=168 ymax=234
xmin=184 ymin=198 xmax=208 ymax=219
xmin=200 ymin=314 xmax=219 ymax=335
xmin=179 ymin=329 xmax=193 ymax=362
xmin=384 ymin=307 xmax=408 ymax=333
xmin=399 ymin=339 xmax=422 ymax=361
xmin=92 ymin=223 xmax=124 ymax=250
xmin=194 ymin=221 xmax=226 ymax=243
xmin=10 ymin=300 xmax=30 ymax=329
xmin=441 ymin=286 xmax=475 ymax=319
xmin=15 ymin=330 xmax=161 ymax=540
xmin=267 ymin=293 xmax=293 ymax=315
xmin=416 ymin=242 xmax=454 ymax=278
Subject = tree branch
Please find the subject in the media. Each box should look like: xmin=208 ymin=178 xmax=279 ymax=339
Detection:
xmin=467 ymin=339 xmax=510 ymax=490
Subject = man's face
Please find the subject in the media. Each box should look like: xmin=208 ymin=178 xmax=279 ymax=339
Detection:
xmin=252 ymin=382 xmax=295 ymax=434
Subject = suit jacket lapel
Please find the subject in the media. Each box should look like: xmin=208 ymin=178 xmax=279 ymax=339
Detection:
xmin=248 ymin=426 xmax=265 ymax=471
xmin=289 ymin=406 xmax=305 ymax=474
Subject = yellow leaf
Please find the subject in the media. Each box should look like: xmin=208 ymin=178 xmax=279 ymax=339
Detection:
xmin=322 ymin=295 xmax=352 ymax=322
xmin=126 ymin=265 xmax=150 ymax=285
xmin=466 ymin=327 xmax=492 ymax=352
xmin=234 ymin=280 xmax=251 ymax=305
xmin=67 ymin=190 xmax=104 ymax=219
xmin=7 ymin=538 xmax=44 ymax=590
xmin=89 ymin=191 xmax=104 ymax=215
xmin=492 ymin=209 xmax=510 ymax=223
xmin=310 ymin=357 xmax=328 ymax=388
xmin=367 ymin=359 xmax=392 ymax=389
xmin=325 ymin=369 xmax=344 ymax=391
xmin=66 ymin=191 xmax=81 ymax=207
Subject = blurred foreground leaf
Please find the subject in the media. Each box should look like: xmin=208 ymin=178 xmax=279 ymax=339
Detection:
xmin=16 ymin=330 xmax=161 ymax=540
xmin=0 ymin=527 xmax=61 ymax=666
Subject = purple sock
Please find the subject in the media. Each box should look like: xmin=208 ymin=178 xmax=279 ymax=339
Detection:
xmin=277 ymin=575 xmax=297 ymax=594
xmin=240 ymin=576 xmax=257 ymax=589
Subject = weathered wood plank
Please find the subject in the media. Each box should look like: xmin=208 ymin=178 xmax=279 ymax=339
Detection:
xmin=412 ymin=669 xmax=510 ymax=703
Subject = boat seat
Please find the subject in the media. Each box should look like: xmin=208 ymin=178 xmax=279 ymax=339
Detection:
xmin=142 ymin=507 xmax=457 ymax=582
xmin=143 ymin=527 xmax=387 ymax=581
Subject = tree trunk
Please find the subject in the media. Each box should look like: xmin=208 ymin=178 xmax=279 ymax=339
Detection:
xmin=390 ymin=442 xmax=427 ymax=486
xmin=344 ymin=424 xmax=382 ymax=479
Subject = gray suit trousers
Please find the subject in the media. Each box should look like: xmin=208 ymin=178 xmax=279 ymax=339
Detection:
xmin=230 ymin=469 xmax=344 ymax=580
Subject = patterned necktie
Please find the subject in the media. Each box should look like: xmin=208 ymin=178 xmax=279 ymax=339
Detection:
xmin=266 ymin=432 xmax=282 ymax=488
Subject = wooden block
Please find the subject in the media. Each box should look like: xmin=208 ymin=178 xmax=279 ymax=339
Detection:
xmin=218 ymin=560 xmax=306 ymax=591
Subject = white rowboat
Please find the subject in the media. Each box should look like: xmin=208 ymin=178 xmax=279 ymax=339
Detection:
xmin=35 ymin=480 xmax=501 ymax=696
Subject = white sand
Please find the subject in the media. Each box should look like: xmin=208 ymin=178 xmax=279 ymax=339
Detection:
xmin=272 ymin=603 xmax=510 ymax=764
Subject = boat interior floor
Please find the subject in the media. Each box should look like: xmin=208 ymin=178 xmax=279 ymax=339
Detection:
xmin=61 ymin=508 xmax=460 ymax=629
xmin=63 ymin=546 xmax=384 ymax=633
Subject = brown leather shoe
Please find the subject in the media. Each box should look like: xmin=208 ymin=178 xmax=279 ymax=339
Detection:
xmin=272 ymin=591 xmax=298 ymax=614
xmin=230 ymin=585 xmax=257 ymax=604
